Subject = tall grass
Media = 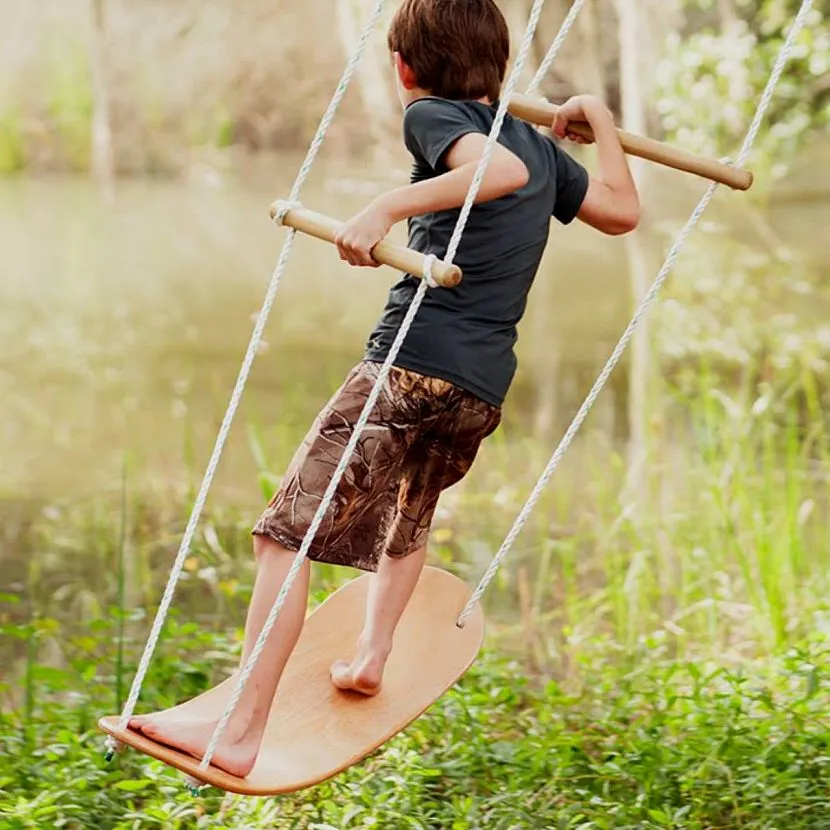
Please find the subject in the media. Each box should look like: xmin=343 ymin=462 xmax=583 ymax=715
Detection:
xmin=0 ymin=108 xmax=25 ymax=173
xmin=114 ymin=457 xmax=128 ymax=712
xmin=3 ymin=361 xmax=825 ymax=677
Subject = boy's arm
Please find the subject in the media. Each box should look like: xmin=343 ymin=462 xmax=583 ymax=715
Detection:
xmin=553 ymin=96 xmax=640 ymax=236
xmin=334 ymin=134 xmax=529 ymax=267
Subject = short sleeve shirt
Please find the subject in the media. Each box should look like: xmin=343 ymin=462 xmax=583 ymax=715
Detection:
xmin=365 ymin=97 xmax=589 ymax=407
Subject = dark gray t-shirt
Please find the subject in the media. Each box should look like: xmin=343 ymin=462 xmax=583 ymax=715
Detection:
xmin=365 ymin=97 xmax=589 ymax=407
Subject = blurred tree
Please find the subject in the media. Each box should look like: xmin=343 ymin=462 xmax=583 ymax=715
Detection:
xmin=656 ymin=0 xmax=830 ymax=181
xmin=89 ymin=0 xmax=114 ymax=197
xmin=337 ymin=0 xmax=398 ymax=153
xmin=653 ymin=0 xmax=830 ymax=413
xmin=577 ymin=0 xmax=609 ymax=103
xmin=616 ymin=0 xmax=655 ymax=500
xmin=524 ymin=0 xmax=614 ymax=442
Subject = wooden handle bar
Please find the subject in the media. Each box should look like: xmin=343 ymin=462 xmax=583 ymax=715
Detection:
xmin=270 ymin=202 xmax=462 ymax=288
xmin=508 ymin=93 xmax=753 ymax=192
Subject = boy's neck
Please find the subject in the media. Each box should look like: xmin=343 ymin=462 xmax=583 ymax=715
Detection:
xmin=404 ymin=88 xmax=493 ymax=106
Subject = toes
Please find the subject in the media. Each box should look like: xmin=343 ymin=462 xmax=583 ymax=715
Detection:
xmin=330 ymin=660 xmax=382 ymax=695
xmin=140 ymin=721 xmax=165 ymax=742
xmin=330 ymin=661 xmax=352 ymax=689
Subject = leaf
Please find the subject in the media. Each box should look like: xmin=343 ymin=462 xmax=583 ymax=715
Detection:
xmin=806 ymin=667 xmax=819 ymax=698
xmin=32 ymin=666 xmax=71 ymax=687
xmin=113 ymin=779 xmax=154 ymax=792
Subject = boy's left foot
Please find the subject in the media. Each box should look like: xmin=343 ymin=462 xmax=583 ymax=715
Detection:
xmin=128 ymin=681 xmax=232 ymax=734
xmin=330 ymin=648 xmax=390 ymax=696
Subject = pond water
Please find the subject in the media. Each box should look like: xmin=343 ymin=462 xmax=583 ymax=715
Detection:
xmin=0 ymin=147 xmax=828 ymax=570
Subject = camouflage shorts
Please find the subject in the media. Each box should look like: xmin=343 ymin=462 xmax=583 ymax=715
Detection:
xmin=252 ymin=361 xmax=501 ymax=572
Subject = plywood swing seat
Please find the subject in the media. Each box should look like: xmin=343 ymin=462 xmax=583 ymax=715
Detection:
xmin=99 ymin=567 xmax=484 ymax=796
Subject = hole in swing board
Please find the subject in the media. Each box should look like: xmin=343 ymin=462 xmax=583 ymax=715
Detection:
xmin=98 ymin=566 xmax=485 ymax=796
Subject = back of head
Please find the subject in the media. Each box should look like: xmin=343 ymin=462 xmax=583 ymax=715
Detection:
xmin=388 ymin=0 xmax=510 ymax=102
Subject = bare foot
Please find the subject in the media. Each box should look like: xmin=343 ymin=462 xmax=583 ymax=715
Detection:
xmin=129 ymin=706 xmax=201 ymax=736
xmin=137 ymin=715 xmax=261 ymax=779
xmin=330 ymin=648 xmax=390 ymax=696
xmin=128 ymin=679 xmax=234 ymax=735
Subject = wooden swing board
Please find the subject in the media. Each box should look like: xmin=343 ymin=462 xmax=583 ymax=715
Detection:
xmin=99 ymin=566 xmax=484 ymax=797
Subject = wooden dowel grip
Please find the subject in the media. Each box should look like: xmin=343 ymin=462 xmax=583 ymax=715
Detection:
xmin=269 ymin=202 xmax=462 ymax=288
xmin=508 ymin=93 xmax=754 ymax=192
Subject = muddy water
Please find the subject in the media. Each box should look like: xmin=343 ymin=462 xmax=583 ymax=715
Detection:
xmin=0 ymin=151 xmax=827 ymax=509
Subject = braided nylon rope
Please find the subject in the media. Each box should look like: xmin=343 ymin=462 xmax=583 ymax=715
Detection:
xmin=195 ymin=0 xmax=553 ymax=777
xmin=525 ymin=0 xmax=587 ymax=98
xmin=456 ymin=0 xmax=815 ymax=627
xmin=106 ymin=0 xmax=388 ymax=756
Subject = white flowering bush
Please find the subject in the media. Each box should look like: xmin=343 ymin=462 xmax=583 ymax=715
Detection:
xmin=656 ymin=1 xmax=829 ymax=183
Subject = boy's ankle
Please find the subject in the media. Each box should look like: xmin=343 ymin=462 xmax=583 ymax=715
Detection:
xmin=357 ymin=635 xmax=393 ymax=658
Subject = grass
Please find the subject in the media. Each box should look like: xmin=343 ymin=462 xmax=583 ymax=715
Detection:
xmin=0 ymin=621 xmax=827 ymax=828
xmin=0 ymin=108 xmax=26 ymax=174
xmin=1 ymin=364 xmax=829 ymax=827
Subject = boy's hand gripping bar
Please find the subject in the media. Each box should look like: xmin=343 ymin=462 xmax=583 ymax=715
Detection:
xmin=508 ymin=93 xmax=753 ymax=192
xmin=270 ymin=201 xmax=462 ymax=288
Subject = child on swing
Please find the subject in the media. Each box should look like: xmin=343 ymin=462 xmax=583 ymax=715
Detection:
xmin=129 ymin=0 xmax=639 ymax=777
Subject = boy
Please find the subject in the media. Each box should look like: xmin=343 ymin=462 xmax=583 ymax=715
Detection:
xmin=128 ymin=0 xmax=639 ymax=778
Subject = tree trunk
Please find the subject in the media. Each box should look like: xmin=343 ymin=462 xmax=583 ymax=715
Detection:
xmin=615 ymin=0 xmax=654 ymax=504
xmin=531 ymin=0 xmax=609 ymax=441
xmin=89 ymin=0 xmax=114 ymax=198
xmin=504 ymin=0 xmax=541 ymax=91
xmin=577 ymin=0 xmax=607 ymax=103
xmin=336 ymin=0 xmax=396 ymax=155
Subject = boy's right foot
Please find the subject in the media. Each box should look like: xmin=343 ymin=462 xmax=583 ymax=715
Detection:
xmin=330 ymin=646 xmax=390 ymax=696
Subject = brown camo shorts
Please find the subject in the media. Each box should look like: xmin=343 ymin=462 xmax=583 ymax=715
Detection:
xmin=252 ymin=361 xmax=501 ymax=572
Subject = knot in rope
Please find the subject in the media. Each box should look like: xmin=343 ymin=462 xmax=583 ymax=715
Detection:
xmin=272 ymin=199 xmax=303 ymax=227
xmin=423 ymin=254 xmax=439 ymax=289
xmin=104 ymin=735 xmax=122 ymax=761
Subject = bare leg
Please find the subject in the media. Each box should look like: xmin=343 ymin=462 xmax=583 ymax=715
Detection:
xmin=129 ymin=537 xmax=310 ymax=777
xmin=331 ymin=545 xmax=427 ymax=696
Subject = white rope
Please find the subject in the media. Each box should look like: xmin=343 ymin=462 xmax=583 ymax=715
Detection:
xmin=105 ymin=230 xmax=300 ymax=759
xmin=456 ymin=0 xmax=815 ymax=627
xmin=525 ymin=0 xmax=587 ymax=98
xmin=195 ymin=0 xmax=553 ymax=777
xmin=106 ymin=0 xmax=388 ymax=759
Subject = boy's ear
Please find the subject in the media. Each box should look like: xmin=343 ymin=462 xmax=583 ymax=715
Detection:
xmin=393 ymin=52 xmax=419 ymax=90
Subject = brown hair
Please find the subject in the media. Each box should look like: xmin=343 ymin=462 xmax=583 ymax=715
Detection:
xmin=388 ymin=0 xmax=510 ymax=102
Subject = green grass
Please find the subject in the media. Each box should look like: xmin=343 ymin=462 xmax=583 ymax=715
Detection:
xmin=0 ymin=622 xmax=827 ymax=829
xmin=0 ymin=108 xmax=25 ymax=173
